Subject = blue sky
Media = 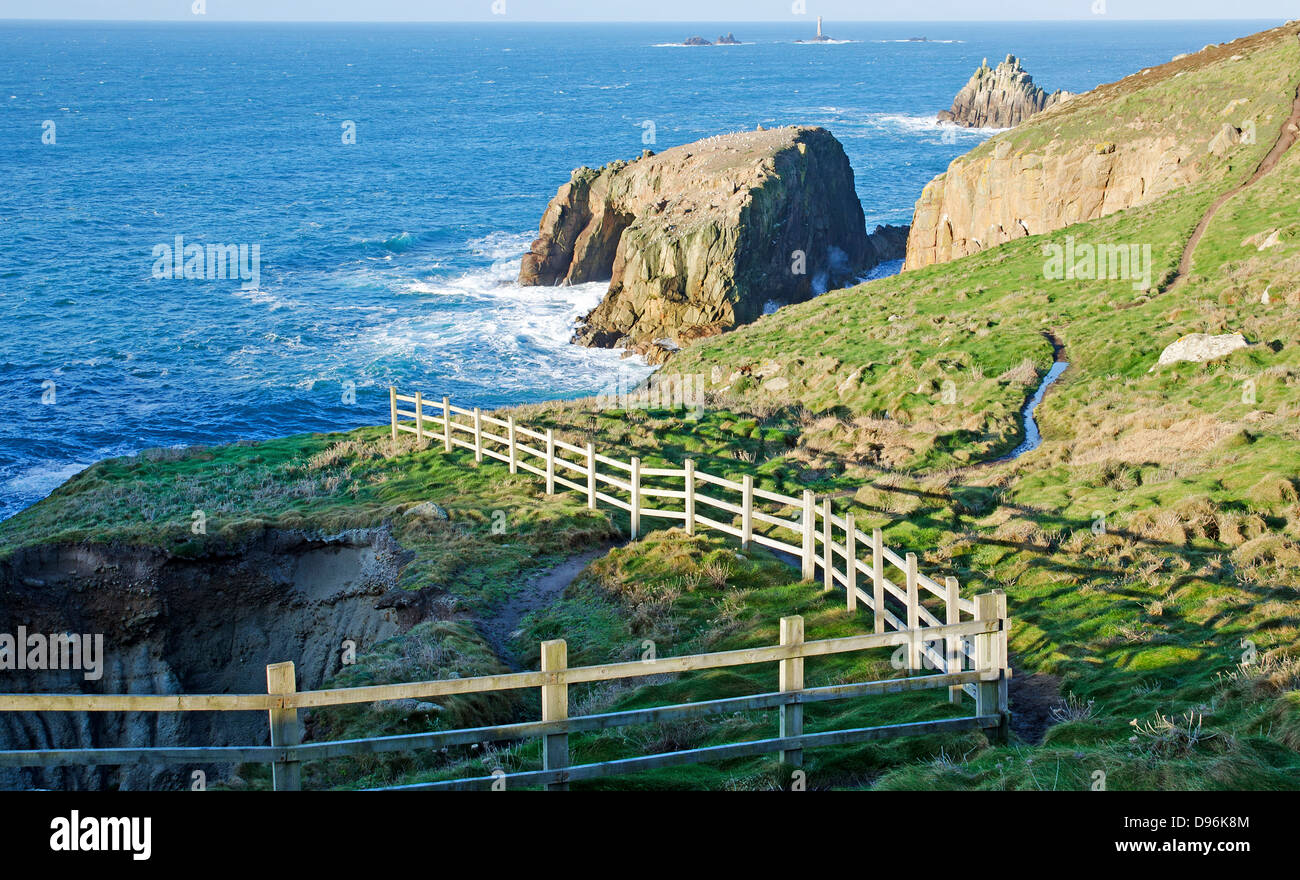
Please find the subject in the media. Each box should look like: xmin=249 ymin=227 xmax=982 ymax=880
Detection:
xmin=1 ymin=1 xmax=1296 ymax=21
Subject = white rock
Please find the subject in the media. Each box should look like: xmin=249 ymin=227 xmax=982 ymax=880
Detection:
xmin=1208 ymin=123 xmax=1241 ymax=156
xmin=1156 ymin=333 xmax=1250 ymax=367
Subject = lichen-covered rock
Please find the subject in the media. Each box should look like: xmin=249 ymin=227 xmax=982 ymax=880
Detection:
xmin=937 ymin=55 xmax=1072 ymax=129
xmin=519 ymin=126 xmax=877 ymax=353
xmin=1156 ymin=333 xmax=1250 ymax=367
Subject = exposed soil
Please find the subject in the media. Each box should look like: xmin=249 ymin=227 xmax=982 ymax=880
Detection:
xmin=1008 ymin=666 xmax=1062 ymax=745
xmin=480 ymin=546 xmax=612 ymax=670
xmin=0 ymin=528 xmax=429 ymax=790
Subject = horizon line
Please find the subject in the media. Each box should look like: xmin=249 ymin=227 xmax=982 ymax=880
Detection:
xmin=0 ymin=16 xmax=1287 ymax=24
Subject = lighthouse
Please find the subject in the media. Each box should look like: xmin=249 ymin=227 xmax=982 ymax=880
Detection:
xmin=798 ymin=15 xmax=834 ymax=43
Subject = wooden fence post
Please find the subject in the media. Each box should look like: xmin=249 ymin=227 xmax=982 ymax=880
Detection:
xmin=779 ymin=616 xmax=804 ymax=768
xmin=586 ymin=443 xmax=597 ymax=511
xmin=801 ymin=490 xmax=816 ymax=581
xmin=545 ymin=429 xmax=556 ymax=495
xmin=822 ymin=497 xmax=834 ymax=593
xmin=946 ymin=576 xmax=962 ymax=704
xmin=508 ymin=416 xmax=518 ymax=475
xmin=684 ymin=459 xmax=696 ymax=536
xmin=741 ymin=475 xmax=754 ymax=551
xmin=975 ymin=591 xmax=1009 ymax=742
xmin=441 ymin=396 xmax=451 ymax=452
xmin=389 ymin=386 xmax=398 ymax=441
xmin=630 ymin=457 xmax=641 ymax=539
xmin=906 ymin=552 xmax=920 ymax=672
xmin=540 ymin=639 xmax=569 ymax=791
xmin=473 ymin=407 xmax=483 ymax=464
xmin=266 ymin=662 xmax=300 ymax=792
xmin=845 ymin=513 xmax=857 ymax=613
xmin=872 ymin=529 xmax=885 ymax=634
xmin=413 ymin=392 xmax=424 ymax=447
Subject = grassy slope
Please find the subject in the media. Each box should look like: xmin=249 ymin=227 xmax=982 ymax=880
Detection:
xmin=662 ymin=25 xmax=1300 ymax=789
xmin=3 ymin=27 xmax=1298 ymax=790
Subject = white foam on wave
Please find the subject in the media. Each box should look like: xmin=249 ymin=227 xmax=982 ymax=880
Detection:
xmin=862 ymin=259 xmax=904 ymax=282
xmin=230 ymin=287 xmax=304 ymax=309
xmin=4 ymin=460 xmax=91 ymax=499
xmin=375 ymin=235 xmax=654 ymax=397
xmin=867 ymin=113 xmax=1007 ymax=137
xmin=467 ymin=230 xmax=534 ymax=262
xmin=652 ymin=42 xmax=752 ymax=48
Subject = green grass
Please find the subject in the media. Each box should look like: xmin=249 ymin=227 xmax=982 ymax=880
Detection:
xmin=0 ymin=427 xmax=617 ymax=612
xmin=5 ymin=24 xmax=1300 ymax=790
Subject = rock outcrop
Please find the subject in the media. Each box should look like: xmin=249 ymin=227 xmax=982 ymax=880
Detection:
xmin=905 ymin=135 xmax=1197 ymax=268
xmin=1155 ymin=333 xmax=1250 ymax=367
xmin=937 ymin=55 xmax=1072 ymax=129
xmin=520 ymin=126 xmax=876 ymax=357
xmin=864 ymin=223 xmax=911 ymax=264
xmin=907 ymin=26 xmax=1300 ymax=270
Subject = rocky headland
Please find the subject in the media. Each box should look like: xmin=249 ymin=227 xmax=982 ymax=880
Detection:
xmin=937 ymin=55 xmax=1072 ymax=129
xmin=906 ymin=28 xmax=1297 ymax=270
xmin=520 ymin=126 xmax=901 ymax=362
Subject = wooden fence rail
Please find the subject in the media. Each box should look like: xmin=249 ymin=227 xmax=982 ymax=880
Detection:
xmin=0 ymin=601 xmax=1009 ymax=789
xmin=391 ymin=389 xmax=980 ymax=675
xmin=0 ymin=393 xmax=1011 ymax=790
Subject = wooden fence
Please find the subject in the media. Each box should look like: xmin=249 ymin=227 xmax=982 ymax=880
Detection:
xmin=391 ymin=389 xmax=981 ymax=670
xmin=0 ymin=392 xmax=1011 ymax=790
xmin=0 ymin=599 xmax=1008 ymax=790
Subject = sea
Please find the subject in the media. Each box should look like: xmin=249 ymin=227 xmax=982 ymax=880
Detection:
xmin=0 ymin=18 xmax=1281 ymax=519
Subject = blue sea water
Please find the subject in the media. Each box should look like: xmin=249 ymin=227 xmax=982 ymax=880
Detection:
xmin=0 ymin=19 xmax=1281 ymax=520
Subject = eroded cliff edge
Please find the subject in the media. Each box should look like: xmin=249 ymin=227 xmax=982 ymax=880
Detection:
xmin=906 ymin=27 xmax=1300 ymax=270
xmin=520 ymin=126 xmax=898 ymax=359
xmin=0 ymin=529 xmax=415 ymax=790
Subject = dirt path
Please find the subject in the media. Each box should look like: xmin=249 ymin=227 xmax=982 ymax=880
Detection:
xmin=480 ymin=545 xmax=612 ymax=670
xmin=1167 ymin=80 xmax=1300 ymax=290
xmin=1008 ymin=668 xmax=1062 ymax=745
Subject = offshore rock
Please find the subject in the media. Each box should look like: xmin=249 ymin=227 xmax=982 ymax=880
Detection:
xmin=520 ymin=126 xmax=874 ymax=353
xmin=937 ymin=55 xmax=1072 ymax=129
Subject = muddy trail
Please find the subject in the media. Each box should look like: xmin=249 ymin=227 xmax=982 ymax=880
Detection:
xmin=480 ymin=545 xmax=612 ymax=670
xmin=1167 ymin=77 xmax=1300 ymax=291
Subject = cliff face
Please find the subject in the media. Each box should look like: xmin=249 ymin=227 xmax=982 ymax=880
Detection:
xmin=903 ymin=26 xmax=1300 ymax=271
xmin=520 ymin=127 xmax=876 ymax=355
xmin=907 ymin=28 xmax=1300 ymax=272
xmin=937 ymin=55 xmax=1071 ymax=129
xmin=0 ymin=530 xmax=411 ymax=790
xmin=905 ymin=135 xmax=1197 ymax=269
